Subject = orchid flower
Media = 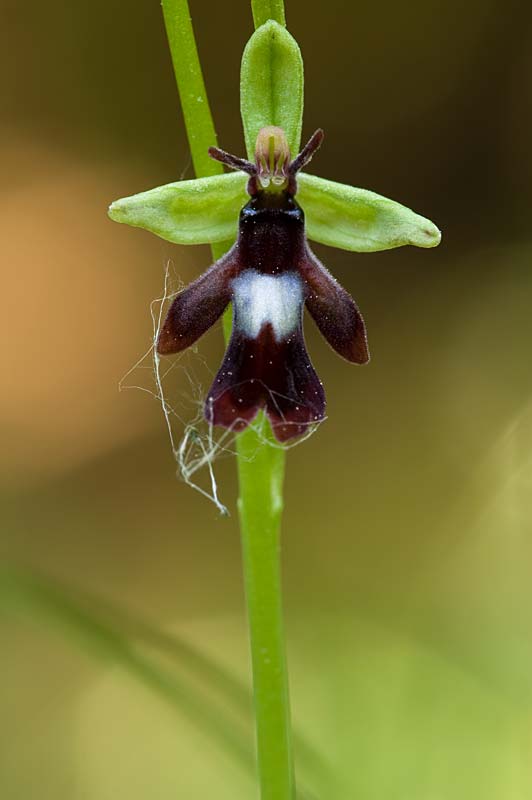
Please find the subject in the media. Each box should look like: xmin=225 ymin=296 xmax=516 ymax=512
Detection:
xmin=109 ymin=21 xmax=440 ymax=443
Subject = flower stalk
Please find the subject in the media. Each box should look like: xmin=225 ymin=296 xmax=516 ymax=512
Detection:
xmin=251 ymin=0 xmax=286 ymax=28
xmin=159 ymin=0 xmax=294 ymax=796
xmin=237 ymin=418 xmax=293 ymax=799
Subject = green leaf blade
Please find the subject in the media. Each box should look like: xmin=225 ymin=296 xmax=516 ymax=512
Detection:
xmin=240 ymin=20 xmax=304 ymax=160
xmin=108 ymin=172 xmax=248 ymax=245
xmin=298 ymin=172 xmax=442 ymax=252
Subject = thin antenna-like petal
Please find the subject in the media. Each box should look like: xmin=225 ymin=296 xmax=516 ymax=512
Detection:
xmin=208 ymin=146 xmax=257 ymax=175
xmin=288 ymin=129 xmax=324 ymax=175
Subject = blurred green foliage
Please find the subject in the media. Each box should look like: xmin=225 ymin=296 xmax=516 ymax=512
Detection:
xmin=1 ymin=0 xmax=532 ymax=797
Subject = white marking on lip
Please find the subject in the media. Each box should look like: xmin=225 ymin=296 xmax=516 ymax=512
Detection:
xmin=232 ymin=269 xmax=303 ymax=341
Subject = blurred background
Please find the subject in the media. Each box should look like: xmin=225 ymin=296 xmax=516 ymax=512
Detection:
xmin=2 ymin=0 xmax=532 ymax=797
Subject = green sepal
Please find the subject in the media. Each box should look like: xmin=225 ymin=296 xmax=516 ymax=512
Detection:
xmin=240 ymin=20 xmax=304 ymax=160
xmin=108 ymin=164 xmax=441 ymax=253
xmin=108 ymin=172 xmax=248 ymax=245
xmin=298 ymin=173 xmax=441 ymax=252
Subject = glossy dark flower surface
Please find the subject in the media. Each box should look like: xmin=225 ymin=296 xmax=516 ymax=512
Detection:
xmin=157 ymin=128 xmax=368 ymax=442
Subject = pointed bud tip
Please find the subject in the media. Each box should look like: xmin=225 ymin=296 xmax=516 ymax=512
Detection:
xmin=108 ymin=200 xmax=122 ymax=220
xmin=108 ymin=199 xmax=132 ymax=223
xmin=410 ymin=218 xmax=442 ymax=248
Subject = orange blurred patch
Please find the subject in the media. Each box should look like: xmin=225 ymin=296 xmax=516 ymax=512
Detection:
xmin=0 ymin=136 xmax=196 ymax=488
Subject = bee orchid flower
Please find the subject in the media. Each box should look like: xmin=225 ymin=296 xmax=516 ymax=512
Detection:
xmin=109 ymin=22 xmax=440 ymax=443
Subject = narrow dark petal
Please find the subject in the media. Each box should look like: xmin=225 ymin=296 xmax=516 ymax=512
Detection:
xmin=300 ymin=246 xmax=369 ymax=364
xmin=205 ymin=324 xmax=325 ymax=442
xmin=208 ymin=146 xmax=257 ymax=176
xmin=157 ymin=247 xmax=240 ymax=355
xmin=288 ymin=129 xmax=324 ymax=175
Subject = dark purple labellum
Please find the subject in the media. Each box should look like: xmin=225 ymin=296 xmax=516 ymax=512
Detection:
xmin=157 ymin=129 xmax=369 ymax=442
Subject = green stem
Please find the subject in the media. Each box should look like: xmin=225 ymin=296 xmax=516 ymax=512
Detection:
xmin=160 ymin=0 xmax=230 ymax=266
xmin=251 ymin=0 xmax=286 ymax=27
xmin=161 ymin=1 xmax=293 ymax=798
xmin=161 ymin=0 xmax=222 ymax=179
xmin=237 ymin=418 xmax=293 ymax=799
